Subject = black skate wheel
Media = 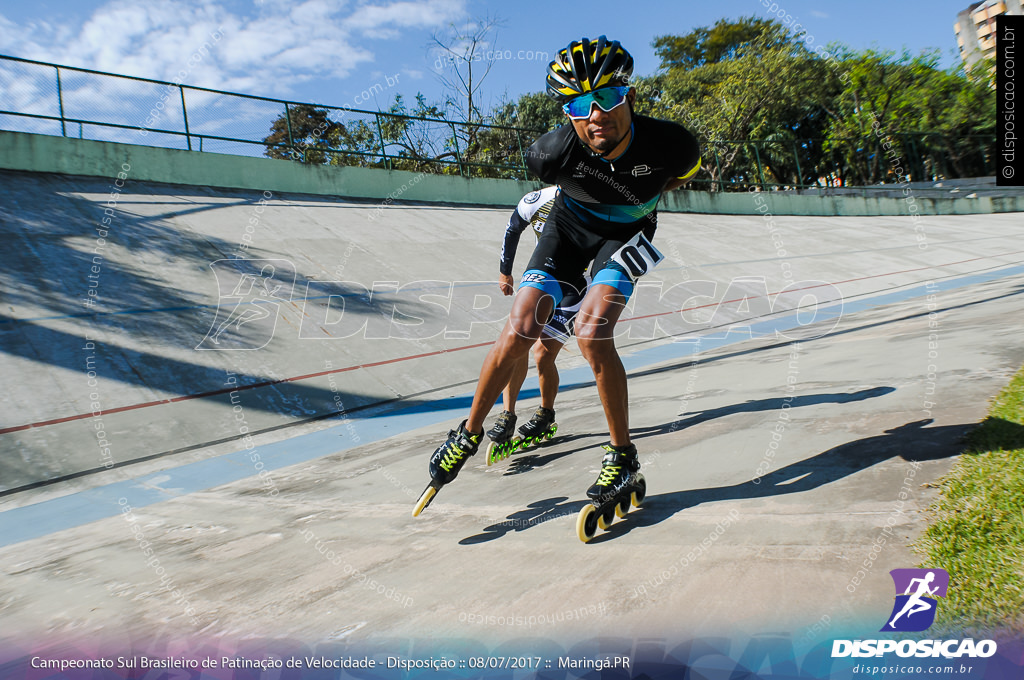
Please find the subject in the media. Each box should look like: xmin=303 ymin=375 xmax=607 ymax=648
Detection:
xmin=576 ymin=504 xmax=598 ymax=543
xmin=412 ymin=483 xmax=438 ymax=517
xmin=597 ymin=506 xmax=616 ymax=530
xmin=631 ymin=475 xmax=647 ymax=508
xmin=615 ymin=496 xmax=630 ymax=518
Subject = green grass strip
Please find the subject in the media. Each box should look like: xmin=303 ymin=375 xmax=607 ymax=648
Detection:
xmin=914 ymin=366 xmax=1024 ymax=636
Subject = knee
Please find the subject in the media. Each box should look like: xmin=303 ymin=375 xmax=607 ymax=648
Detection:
xmin=504 ymin=311 xmax=544 ymax=350
xmin=507 ymin=318 xmax=541 ymax=345
xmin=575 ymin=324 xmax=616 ymax=362
xmin=508 ymin=303 xmax=550 ymax=341
xmin=533 ymin=342 xmax=555 ymax=368
xmin=575 ymin=334 xmax=601 ymax=361
xmin=574 ymin=317 xmax=612 ymax=344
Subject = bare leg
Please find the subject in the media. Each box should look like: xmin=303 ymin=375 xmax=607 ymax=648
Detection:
xmin=502 ymin=352 xmax=530 ymax=413
xmin=534 ymin=335 xmax=565 ymax=410
xmin=575 ymin=284 xmax=629 ymax=447
xmin=466 ymin=287 xmax=553 ymax=433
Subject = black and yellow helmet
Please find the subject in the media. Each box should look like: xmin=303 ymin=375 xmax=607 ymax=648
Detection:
xmin=546 ymin=36 xmax=633 ymax=104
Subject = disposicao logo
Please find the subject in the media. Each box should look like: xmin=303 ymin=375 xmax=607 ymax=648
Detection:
xmin=831 ymin=568 xmax=998 ymax=659
xmin=881 ymin=568 xmax=949 ymax=632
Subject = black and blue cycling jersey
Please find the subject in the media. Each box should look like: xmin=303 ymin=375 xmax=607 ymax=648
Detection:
xmin=520 ymin=114 xmax=701 ymax=302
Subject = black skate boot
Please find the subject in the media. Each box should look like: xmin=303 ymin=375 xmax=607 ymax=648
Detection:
xmin=413 ymin=420 xmax=482 ymax=517
xmin=576 ymin=443 xmax=646 ymax=542
xmin=428 ymin=420 xmax=482 ymax=484
xmin=486 ymin=410 xmax=520 ymax=466
xmin=586 ymin=444 xmax=640 ymax=499
xmin=516 ymin=406 xmax=557 ymax=451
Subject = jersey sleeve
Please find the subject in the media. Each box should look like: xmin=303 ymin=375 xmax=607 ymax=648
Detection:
xmin=499 ymin=187 xmax=558 ymax=275
xmin=499 ymin=207 xmax=529 ymax=276
xmin=525 ymin=126 xmax=572 ymax=184
xmin=669 ymin=124 xmax=702 ymax=181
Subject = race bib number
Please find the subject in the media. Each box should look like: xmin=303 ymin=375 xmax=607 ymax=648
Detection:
xmin=610 ymin=231 xmax=664 ymax=281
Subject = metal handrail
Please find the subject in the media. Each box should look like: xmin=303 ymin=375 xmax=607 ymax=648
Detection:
xmin=0 ymin=53 xmax=997 ymax=187
xmin=0 ymin=54 xmax=545 ymax=135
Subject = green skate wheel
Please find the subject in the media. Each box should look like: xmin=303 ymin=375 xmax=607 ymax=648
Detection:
xmin=597 ymin=506 xmax=615 ymax=530
xmin=576 ymin=504 xmax=598 ymax=543
xmin=486 ymin=439 xmax=513 ymax=466
xmin=546 ymin=423 xmax=558 ymax=440
xmin=631 ymin=475 xmax=647 ymax=508
xmin=615 ymin=496 xmax=630 ymax=518
xmin=412 ymin=483 xmax=438 ymax=517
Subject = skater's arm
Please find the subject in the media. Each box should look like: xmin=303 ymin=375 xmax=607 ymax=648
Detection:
xmin=663 ymin=176 xmax=691 ymax=192
xmin=661 ymin=122 xmax=702 ymax=193
xmin=499 ymin=272 xmax=515 ymax=296
xmin=499 ymin=210 xmax=529 ymax=279
xmin=500 ymin=187 xmax=557 ymax=293
xmin=661 ymin=155 xmax=701 ymax=192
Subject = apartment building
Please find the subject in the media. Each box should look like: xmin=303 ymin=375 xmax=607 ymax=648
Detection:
xmin=955 ymin=0 xmax=1024 ymax=70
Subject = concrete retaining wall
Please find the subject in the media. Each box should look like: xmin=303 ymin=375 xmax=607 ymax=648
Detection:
xmin=0 ymin=131 xmax=539 ymax=208
xmin=2 ymin=130 xmax=1020 ymax=215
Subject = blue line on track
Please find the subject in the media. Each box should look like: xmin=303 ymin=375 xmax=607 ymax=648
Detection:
xmin=1 ymin=264 xmax=1021 ymax=547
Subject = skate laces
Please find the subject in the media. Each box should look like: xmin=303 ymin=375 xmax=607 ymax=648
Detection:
xmin=596 ymin=462 xmax=623 ymax=487
xmin=438 ymin=443 xmax=468 ymax=472
xmin=438 ymin=428 xmax=478 ymax=471
xmin=496 ymin=411 xmax=514 ymax=428
xmin=597 ymin=444 xmax=637 ymax=486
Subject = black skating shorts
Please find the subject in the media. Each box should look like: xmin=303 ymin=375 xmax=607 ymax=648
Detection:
xmin=520 ymin=195 xmax=656 ymax=306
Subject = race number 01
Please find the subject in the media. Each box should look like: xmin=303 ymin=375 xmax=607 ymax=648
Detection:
xmin=611 ymin=231 xmax=665 ymax=281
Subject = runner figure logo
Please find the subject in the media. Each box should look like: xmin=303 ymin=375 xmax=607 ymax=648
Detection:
xmin=196 ymin=259 xmax=296 ymax=351
xmin=881 ymin=568 xmax=949 ymax=632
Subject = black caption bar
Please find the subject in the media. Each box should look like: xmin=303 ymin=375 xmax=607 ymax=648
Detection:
xmin=998 ymin=14 xmax=1023 ymax=186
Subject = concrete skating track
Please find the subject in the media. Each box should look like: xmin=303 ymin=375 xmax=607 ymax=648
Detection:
xmin=1 ymin=169 xmax=1023 ymax=646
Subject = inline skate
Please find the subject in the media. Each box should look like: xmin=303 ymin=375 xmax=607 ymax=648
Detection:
xmin=575 ymin=443 xmax=646 ymax=542
xmin=515 ymin=407 xmax=558 ymax=452
xmin=412 ymin=420 xmax=482 ymax=517
xmin=485 ymin=410 xmax=521 ymax=465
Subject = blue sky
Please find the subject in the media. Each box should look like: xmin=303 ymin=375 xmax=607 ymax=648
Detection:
xmin=0 ymin=0 xmax=975 ymax=115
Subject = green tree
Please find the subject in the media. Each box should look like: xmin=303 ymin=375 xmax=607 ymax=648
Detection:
xmin=263 ymin=103 xmax=345 ymax=164
xmin=473 ymin=92 xmax=562 ymax=178
xmin=824 ymin=47 xmax=995 ymax=184
xmin=645 ymin=17 xmax=995 ymax=189
xmin=652 ymin=21 xmax=841 ymax=189
xmin=652 ymin=15 xmax=785 ymax=70
xmin=262 ymin=94 xmax=476 ymax=173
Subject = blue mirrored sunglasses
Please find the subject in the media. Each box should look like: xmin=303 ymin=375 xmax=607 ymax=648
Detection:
xmin=562 ymin=86 xmax=630 ymax=119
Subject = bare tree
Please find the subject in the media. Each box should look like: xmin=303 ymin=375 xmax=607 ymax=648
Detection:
xmin=430 ymin=16 xmax=504 ymax=169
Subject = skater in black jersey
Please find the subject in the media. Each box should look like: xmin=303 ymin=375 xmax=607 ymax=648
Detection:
xmin=485 ymin=186 xmax=586 ymax=465
xmin=415 ymin=36 xmax=701 ymax=535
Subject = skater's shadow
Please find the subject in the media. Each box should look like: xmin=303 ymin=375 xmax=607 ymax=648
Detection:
xmin=459 ymin=497 xmax=583 ymax=544
xmin=504 ymin=387 xmax=896 ymax=476
xmin=586 ymin=419 xmax=971 ymax=543
xmin=502 ymin=433 xmax=599 ymax=476
xmin=631 ymin=386 xmax=896 ymax=439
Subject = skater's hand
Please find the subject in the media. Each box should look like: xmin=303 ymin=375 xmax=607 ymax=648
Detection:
xmin=498 ymin=273 xmax=515 ymax=296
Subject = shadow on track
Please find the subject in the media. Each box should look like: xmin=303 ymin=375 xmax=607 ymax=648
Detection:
xmin=463 ymin=418 xmax=991 ymax=544
xmin=588 ymin=419 xmax=973 ymax=543
xmin=459 ymin=496 xmax=582 ymax=545
xmin=631 ymin=386 xmax=896 ymax=437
